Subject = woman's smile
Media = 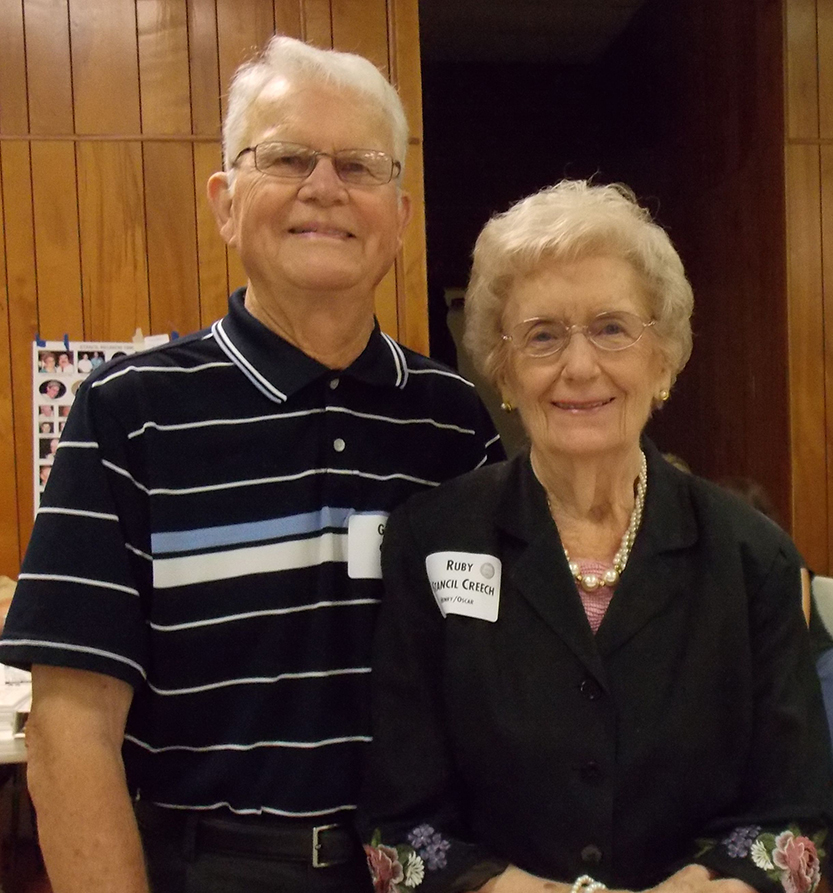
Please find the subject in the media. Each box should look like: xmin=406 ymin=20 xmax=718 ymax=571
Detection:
xmin=552 ymin=397 xmax=615 ymax=412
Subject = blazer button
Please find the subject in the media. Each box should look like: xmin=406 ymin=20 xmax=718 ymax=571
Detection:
xmin=581 ymin=844 xmax=603 ymax=864
xmin=578 ymin=677 xmax=602 ymax=700
xmin=580 ymin=761 xmax=602 ymax=783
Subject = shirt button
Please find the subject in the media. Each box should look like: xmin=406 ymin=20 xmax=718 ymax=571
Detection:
xmin=581 ymin=845 xmax=603 ymax=864
xmin=333 ymin=438 xmax=346 ymax=453
xmin=578 ymin=677 xmax=602 ymax=701
xmin=329 ymin=378 xmax=339 ymax=390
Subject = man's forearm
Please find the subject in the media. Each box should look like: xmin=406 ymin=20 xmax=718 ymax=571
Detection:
xmin=26 ymin=666 xmax=147 ymax=893
xmin=27 ymin=730 xmax=149 ymax=893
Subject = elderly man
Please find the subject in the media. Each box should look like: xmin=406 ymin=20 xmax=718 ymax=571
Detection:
xmin=0 ymin=35 xmax=501 ymax=893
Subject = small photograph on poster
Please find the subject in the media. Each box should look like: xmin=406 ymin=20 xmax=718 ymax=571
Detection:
xmin=38 ymin=379 xmax=66 ymax=401
xmin=37 ymin=464 xmax=52 ymax=491
xmin=32 ymin=338 xmax=167 ymax=510
xmin=55 ymin=351 xmax=75 ymax=375
xmin=36 ymin=350 xmax=58 ymax=375
xmin=39 ymin=437 xmax=60 ymax=464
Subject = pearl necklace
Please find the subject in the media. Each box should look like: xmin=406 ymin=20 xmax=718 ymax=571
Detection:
xmin=544 ymin=451 xmax=648 ymax=594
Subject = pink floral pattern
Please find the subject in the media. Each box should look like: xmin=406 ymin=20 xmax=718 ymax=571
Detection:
xmin=771 ymin=831 xmax=821 ymax=893
xmin=364 ymin=826 xmax=450 ymax=891
xmin=708 ymin=825 xmax=827 ymax=893
xmin=365 ymin=843 xmax=405 ymax=893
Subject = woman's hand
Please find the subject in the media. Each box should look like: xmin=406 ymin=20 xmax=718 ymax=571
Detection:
xmin=650 ymin=865 xmax=757 ymax=893
xmin=475 ymin=864 xmax=759 ymax=893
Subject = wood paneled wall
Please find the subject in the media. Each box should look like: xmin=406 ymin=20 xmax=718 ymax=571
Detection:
xmin=593 ymin=0 xmax=793 ymax=534
xmin=784 ymin=0 xmax=833 ymax=573
xmin=0 ymin=0 xmax=426 ymax=578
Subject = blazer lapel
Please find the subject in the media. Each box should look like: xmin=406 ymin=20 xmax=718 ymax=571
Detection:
xmin=595 ymin=442 xmax=699 ymax=657
xmin=496 ymin=454 xmax=609 ymax=689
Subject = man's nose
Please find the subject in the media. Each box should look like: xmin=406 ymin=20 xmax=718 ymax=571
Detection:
xmin=298 ymin=155 xmax=348 ymax=201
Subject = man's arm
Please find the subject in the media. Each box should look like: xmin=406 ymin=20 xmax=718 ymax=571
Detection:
xmin=25 ymin=665 xmax=149 ymax=893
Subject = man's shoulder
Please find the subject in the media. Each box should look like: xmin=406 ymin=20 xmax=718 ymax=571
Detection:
xmin=86 ymin=326 xmax=218 ymax=379
xmin=380 ymin=343 xmax=501 ymax=456
xmin=396 ymin=344 xmax=477 ymax=392
xmin=79 ymin=326 xmax=227 ymax=403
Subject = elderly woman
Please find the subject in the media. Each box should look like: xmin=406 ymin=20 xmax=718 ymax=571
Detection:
xmin=360 ymin=181 xmax=831 ymax=893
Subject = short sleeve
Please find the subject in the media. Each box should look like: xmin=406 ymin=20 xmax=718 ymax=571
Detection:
xmin=0 ymin=379 xmax=150 ymax=688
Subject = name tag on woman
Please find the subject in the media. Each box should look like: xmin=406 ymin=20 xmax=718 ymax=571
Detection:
xmin=425 ymin=551 xmax=501 ymax=622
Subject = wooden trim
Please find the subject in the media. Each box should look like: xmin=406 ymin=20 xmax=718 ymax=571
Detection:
xmin=0 ymin=135 xmax=222 ymax=142
xmin=785 ymin=0 xmax=820 ymax=140
xmin=786 ymin=142 xmax=828 ymax=570
xmin=0 ymin=0 xmax=426 ymax=576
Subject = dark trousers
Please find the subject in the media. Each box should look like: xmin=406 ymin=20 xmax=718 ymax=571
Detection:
xmin=136 ymin=803 xmax=373 ymax=893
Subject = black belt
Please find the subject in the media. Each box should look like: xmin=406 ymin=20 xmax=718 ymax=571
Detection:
xmin=135 ymin=801 xmax=361 ymax=868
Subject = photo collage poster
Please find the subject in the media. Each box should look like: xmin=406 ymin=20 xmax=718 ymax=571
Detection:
xmin=32 ymin=340 xmax=138 ymax=509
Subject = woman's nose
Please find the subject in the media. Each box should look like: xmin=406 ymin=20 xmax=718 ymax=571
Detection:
xmin=559 ymin=329 xmax=599 ymax=377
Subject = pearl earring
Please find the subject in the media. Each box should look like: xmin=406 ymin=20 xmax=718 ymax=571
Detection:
xmin=500 ymin=401 xmax=514 ymax=413
xmin=659 ymin=389 xmax=670 ymax=402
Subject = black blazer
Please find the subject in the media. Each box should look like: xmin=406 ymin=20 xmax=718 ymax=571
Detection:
xmin=360 ymin=442 xmax=832 ymax=893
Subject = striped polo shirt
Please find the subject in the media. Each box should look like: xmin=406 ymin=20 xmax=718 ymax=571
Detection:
xmin=0 ymin=289 xmax=502 ymax=818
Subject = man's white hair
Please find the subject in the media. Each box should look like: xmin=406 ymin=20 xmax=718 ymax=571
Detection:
xmin=223 ymin=35 xmax=409 ymax=178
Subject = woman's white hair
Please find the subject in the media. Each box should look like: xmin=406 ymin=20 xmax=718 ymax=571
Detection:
xmin=464 ymin=180 xmax=694 ymax=390
xmin=222 ymin=35 xmax=409 ymax=177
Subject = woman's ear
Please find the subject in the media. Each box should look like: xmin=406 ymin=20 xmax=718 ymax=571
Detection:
xmin=207 ymin=172 xmax=237 ymax=247
xmin=495 ymin=372 xmax=515 ymax=413
xmin=653 ymin=371 xmax=674 ymax=409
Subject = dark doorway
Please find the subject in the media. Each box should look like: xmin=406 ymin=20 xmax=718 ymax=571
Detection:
xmin=417 ymin=0 xmax=790 ymax=521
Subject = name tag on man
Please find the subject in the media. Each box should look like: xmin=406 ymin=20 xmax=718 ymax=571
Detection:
xmin=425 ymin=551 xmax=501 ymax=622
xmin=347 ymin=512 xmax=388 ymax=579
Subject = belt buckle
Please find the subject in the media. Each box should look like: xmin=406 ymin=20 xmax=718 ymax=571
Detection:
xmin=312 ymin=822 xmax=340 ymax=868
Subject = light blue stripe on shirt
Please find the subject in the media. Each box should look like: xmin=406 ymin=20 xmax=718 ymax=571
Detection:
xmin=151 ymin=507 xmax=354 ymax=555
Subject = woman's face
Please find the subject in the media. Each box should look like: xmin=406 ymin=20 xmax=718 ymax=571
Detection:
xmin=500 ymin=255 xmax=671 ymax=462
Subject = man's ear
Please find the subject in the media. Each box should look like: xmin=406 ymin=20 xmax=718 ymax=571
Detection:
xmin=207 ymin=172 xmax=236 ymax=247
xmin=395 ymin=191 xmax=413 ymax=250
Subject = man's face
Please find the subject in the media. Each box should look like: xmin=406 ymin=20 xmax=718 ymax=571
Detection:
xmin=211 ymin=79 xmax=410 ymax=305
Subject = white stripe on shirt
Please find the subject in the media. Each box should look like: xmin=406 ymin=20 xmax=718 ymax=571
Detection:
xmin=149 ymin=599 xmax=379 ymax=632
xmin=153 ymin=531 xmax=349 ymax=589
xmin=148 ymin=666 xmax=371 ymax=696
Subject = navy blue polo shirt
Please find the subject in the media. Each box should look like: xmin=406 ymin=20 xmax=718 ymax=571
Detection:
xmin=0 ymin=289 xmax=502 ymax=818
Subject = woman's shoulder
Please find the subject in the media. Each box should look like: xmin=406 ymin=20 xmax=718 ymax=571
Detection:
xmin=393 ymin=455 xmax=520 ymax=527
xmin=668 ymin=462 xmax=802 ymax=565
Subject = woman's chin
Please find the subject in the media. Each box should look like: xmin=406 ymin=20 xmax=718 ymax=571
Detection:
xmin=532 ymin=430 xmax=638 ymax=461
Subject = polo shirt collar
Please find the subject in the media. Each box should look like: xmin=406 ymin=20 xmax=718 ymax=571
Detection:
xmin=212 ymin=288 xmax=408 ymax=404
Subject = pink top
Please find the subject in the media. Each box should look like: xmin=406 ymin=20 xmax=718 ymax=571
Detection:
xmin=574 ymin=558 xmax=616 ymax=633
